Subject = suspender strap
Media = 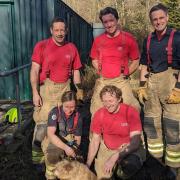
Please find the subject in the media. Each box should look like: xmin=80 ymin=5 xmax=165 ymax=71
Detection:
xmin=69 ymin=112 xmax=79 ymax=131
xmin=146 ymin=29 xmax=176 ymax=66
xmin=167 ymin=29 xmax=176 ymax=64
xmin=146 ymin=33 xmax=152 ymax=65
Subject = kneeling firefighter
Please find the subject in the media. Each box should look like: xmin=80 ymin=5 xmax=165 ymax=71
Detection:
xmin=41 ymin=91 xmax=83 ymax=180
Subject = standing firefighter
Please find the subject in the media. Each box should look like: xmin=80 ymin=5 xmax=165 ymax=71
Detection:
xmin=138 ymin=3 xmax=180 ymax=177
xmin=30 ymin=17 xmax=83 ymax=167
xmin=42 ymin=91 xmax=83 ymax=180
xmin=90 ymin=7 xmax=140 ymax=117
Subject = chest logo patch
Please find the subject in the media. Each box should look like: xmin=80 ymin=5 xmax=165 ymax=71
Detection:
xmin=52 ymin=114 xmax=57 ymax=121
xmin=121 ymin=122 xmax=128 ymax=127
xmin=65 ymin=54 xmax=71 ymax=59
xmin=117 ymin=46 xmax=123 ymax=51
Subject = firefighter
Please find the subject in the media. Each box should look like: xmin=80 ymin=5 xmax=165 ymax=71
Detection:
xmin=137 ymin=3 xmax=180 ymax=177
xmin=87 ymin=85 xmax=145 ymax=179
xmin=30 ymin=17 xmax=83 ymax=168
xmin=41 ymin=91 xmax=83 ymax=180
xmin=90 ymin=7 xmax=140 ymax=117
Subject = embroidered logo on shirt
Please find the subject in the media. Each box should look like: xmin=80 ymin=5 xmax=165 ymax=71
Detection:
xmin=65 ymin=54 xmax=71 ymax=59
xmin=121 ymin=122 xmax=128 ymax=127
xmin=52 ymin=114 xmax=57 ymax=120
xmin=117 ymin=46 xmax=123 ymax=51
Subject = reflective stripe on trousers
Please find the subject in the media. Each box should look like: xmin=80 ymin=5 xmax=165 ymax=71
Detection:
xmin=144 ymin=68 xmax=180 ymax=167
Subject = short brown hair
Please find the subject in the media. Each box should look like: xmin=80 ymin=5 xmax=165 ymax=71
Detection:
xmin=149 ymin=3 xmax=168 ymax=20
xmin=99 ymin=7 xmax=119 ymax=22
xmin=100 ymin=85 xmax=122 ymax=102
xmin=61 ymin=91 xmax=77 ymax=103
xmin=50 ymin=17 xmax=67 ymax=29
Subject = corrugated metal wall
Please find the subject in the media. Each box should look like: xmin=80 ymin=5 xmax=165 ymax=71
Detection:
xmin=0 ymin=0 xmax=93 ymax=100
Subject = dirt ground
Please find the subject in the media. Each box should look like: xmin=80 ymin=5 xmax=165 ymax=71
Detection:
xmin=0 ymin=100 xmax=177 ymax=180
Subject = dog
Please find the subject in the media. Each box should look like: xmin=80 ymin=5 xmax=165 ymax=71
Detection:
xmin=54 ymin=159 xmax=97 ymax=180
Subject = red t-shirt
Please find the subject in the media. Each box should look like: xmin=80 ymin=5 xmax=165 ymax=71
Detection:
xmin=90 ymin=31 xmax=140 ymax=78
xmin=31 ymin=38 xmax=82 ymax=83
xmin=91 ymin=103 xmax=142 ymax=150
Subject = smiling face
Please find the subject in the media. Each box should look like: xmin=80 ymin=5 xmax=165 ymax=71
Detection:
xmin=150 ymin=9 xmax=168 ymax=33
xmin=101 ymin=92 xmax=121 ymax=114
xmin=50 ymin=22 xmax=67 ymax=46
xmin=62 ymin=100 xmax=76 ymax=117
xmin=101 ymin=13 xmax=119 ymax=37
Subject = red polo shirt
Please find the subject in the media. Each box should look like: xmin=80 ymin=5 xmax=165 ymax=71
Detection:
xmin=90 ymin=31 xmax=140 ymax=78
xmin=91 ymin=103 xmax=142 ymax=150
xmin=32 ymin=38 xmax=82 ymax=83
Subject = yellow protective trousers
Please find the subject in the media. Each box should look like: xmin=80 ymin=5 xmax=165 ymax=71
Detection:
xmin=95 ymin=141 xmax=145 ymax=179
xmin=144 ymin=68 xmax=180 ymax=168
xmin=90 ymin=76 xmax=140 ymax=117
xmin=42 ymin=135 xmax=75 ymax=180
xmin=32 ymin=78 xmax=70 ymax=165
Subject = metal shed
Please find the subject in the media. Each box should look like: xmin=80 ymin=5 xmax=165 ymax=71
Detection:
xmin=0 ymin=0 xmax=93 ymax=100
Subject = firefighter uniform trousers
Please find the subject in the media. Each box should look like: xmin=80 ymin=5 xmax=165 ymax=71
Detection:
xmin=41 ymin=135 xmax=75 ymax=180
xmin=32 ymin=78 xmax=70 ymax=165
xmin=90 ymin=76 xmax=140 ymax=117
xmin=144 ymin=68 xmax=180 ymax=168
xmin=95 ymin=141 xmax=145 ymax=179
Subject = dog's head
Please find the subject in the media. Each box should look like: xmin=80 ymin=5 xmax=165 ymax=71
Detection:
xmin=54 ymin=160 xmax=80 ymax=179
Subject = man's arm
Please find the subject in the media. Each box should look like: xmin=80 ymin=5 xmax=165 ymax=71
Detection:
xmin=128 ymin=59 xmax=139 ymax=75
xmin=30 ymin=62 xmax=42 ymax=106
xmin=119 ymin=134 xmax=141 ymax=160
xmin=92 ymin=59 xmax=99 ymax=72
xmin=73 ymin=70 xmax=84 ymax=100
xmin=140 ymin=65 xmax=148 ymax=82
xmin=86 ymin=133 xmax=101 ymax=167
xmin=73 ymin=70 xmax=81 ymax=84
xmin=74 ymin=136 xmax=81 ymax=146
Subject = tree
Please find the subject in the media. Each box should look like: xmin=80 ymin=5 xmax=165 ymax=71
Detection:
xmin=161 ymin=0 xmax=180 ymax=29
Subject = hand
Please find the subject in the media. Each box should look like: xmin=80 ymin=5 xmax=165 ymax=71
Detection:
xmin=166 ymin=88 xmax=180 ymax=104
xmin=137 ymin=87 xmax=148 ymax=105
xmin=33 ymin=92 xmax=42 ymax=107
xmin=119 ymin=143 xmax=129 ymax=153
xmin=86 ymin=163 xmax=90 ymax=169
xmin=76 ymin=89 xmax=84 ymax=100
xmin=104 ymin=152 xmax=119 ymax=174
xmin=64 ymin=145 xmax=76 ymax=157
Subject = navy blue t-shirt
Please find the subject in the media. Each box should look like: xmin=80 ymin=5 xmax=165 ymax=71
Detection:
xmin=140 ymin=28 xmax=180 ymax=72
xmin=48 ymin=106 xmax=82 ymax=137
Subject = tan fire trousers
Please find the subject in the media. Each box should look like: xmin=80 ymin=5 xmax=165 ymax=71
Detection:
xmin=90 ymin=76 xmax=140 ymax=117
xmin=144 ymin=68 xmax=180 ymax=168
xmin=42 ymin=135 xmax=75 ymax=180
xmin=32 ymin=79 xmax=70 ymax=165
xmin=95 ymin=141 xmax=145 ymax=179
xmin=33 ymin=78 xmax=70 ymax=124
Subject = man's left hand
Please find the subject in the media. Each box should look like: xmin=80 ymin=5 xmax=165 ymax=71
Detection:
xmin=76 ymin=89 xmax=84 ymax=100
xmin=166 ymin=88 xmax=180 ymax=104
xmin=104 ymin=152 xmax=119 ymax=174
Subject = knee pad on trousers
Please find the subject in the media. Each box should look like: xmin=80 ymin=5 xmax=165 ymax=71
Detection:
xmin=144 ymin=117 xmax=158 ymax=139
xmin=47 ymin=146 xmax=64 ymax=164
xmin=164 ymin=118 xmax=179 ymax=145
xmin=34 ymin=124 xmax=47 ymax=147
